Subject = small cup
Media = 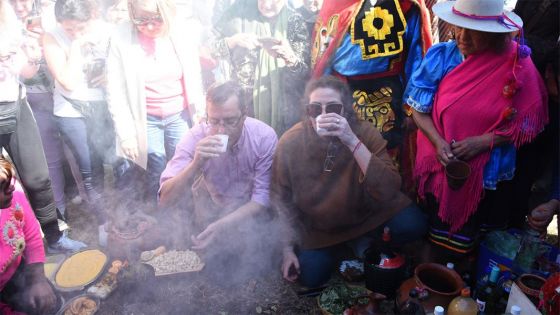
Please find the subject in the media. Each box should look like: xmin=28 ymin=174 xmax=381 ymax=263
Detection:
xmin=445 ymin=160 xmax=471 ymax=190
xmin=215 ymin=134 xmax=229 ymax=153
xmin=315 ymin=115 xmax=328 ymax=137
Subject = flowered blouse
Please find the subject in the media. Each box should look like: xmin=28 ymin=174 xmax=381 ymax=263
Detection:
xmin=0 ymin=181 xmax=45 ymax=291
xmin=403 ymin=41 xmax=517 ymax=190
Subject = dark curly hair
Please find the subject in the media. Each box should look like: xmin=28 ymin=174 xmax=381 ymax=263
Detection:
xmin=54 ymin=0 xmax=99 ymax=22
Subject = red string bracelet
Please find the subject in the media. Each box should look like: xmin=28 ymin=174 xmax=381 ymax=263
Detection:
xmin=489 ymin=132 xmax=495 ymax=151
xmin=352 ymin=141 xmax=362 ymax=155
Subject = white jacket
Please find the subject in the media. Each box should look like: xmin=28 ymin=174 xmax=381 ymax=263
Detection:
xmin=106 ymin=21 xmax=205 ymax=169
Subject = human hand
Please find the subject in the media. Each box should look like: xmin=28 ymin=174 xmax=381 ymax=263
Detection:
xmin=435 ymin=139 xmax=454 ymax=165
xmin=450 ymin=136 xmax=488 ymax=161
xmin=316 ymin=113 xmax=357 ymax=147
xmin=281 ymin=247 xmax=300 ymax=282
xmin=21 ymin=36 xmax=42 ymax=62
xmin=226 ymin=33 xmax=261 ymax=50
xmin=121 ymin=139 xmax=139 ymax=160
xmin=88 ymin=72 xmax=106 ymax=88
xmin=192 ymin=135 xmax=224 ymax=168
xmin=528 ymin=199 xmax=559 ymax=232
xmin=24 ymin=277 xmax=57 ymax=313
xmin=268 ymin=40 xmax=297 ymax=65
xmin=191 ymin=222 xmax=223 ymax=250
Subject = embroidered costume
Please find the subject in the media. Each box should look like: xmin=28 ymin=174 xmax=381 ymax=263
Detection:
xmin=0 ymin=181 xmax=45 ymax=314
xmin=312 ymin=0 xmax=432 ymax=149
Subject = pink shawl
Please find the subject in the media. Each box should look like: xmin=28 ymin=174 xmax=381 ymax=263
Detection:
xmin=415 ymin=41 xmax=548 ymax=232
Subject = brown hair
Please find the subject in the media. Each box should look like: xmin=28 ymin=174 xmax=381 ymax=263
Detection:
xmin=301 ymin=76 xmax=358 ymax=124
xmin=206 ymin=80 xmax=246 ymax=112
xmin=0 ymin=156 xmax=14 ymax=183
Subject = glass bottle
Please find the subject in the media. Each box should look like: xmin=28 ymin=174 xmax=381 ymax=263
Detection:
xmin=512 ymin=225 xmax=541 ymax=273
xmin=447 ymin=288 xmax=477 ymax=315
xmin=399 ymin=288 xmax=426 ymax=315
xmin=475 ymin=266 xmax=500 ymax=314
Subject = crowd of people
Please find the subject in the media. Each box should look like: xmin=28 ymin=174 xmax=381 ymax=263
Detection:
xmin=0 ymin=0 xmax=558 ymax=313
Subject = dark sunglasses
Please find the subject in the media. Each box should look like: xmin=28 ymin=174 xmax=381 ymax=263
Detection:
xmin=306 ymin=103 xmax=343 ymax=118
xmin=132 ymin=15 xmax=164 ymax=26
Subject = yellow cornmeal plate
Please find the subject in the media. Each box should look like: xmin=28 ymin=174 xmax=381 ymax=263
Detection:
xmin=44 ymin=262 xmax=59 ymax=279
xmin=55 ymin=249 xmax=108 ymax=290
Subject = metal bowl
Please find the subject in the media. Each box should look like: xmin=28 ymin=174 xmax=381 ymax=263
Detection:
xmin=55 ymin=294 xmax=100 ymax=315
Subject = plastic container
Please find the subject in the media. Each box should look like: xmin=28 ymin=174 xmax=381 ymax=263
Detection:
xmin=476 ymin=229 xmax=559 ymax=283
xmin=510 ymin=305 xmax=521 ymax=315
xmin=447 ymin=288 xmax=477 ymax=315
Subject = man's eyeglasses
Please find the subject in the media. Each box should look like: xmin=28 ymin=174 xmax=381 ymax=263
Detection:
xmin=306 ymin=103 xmax=343 ymax=118
xmin=131 ymin=15 xmax=164 ymax=27
xmin=323 ymin=141 xmax=339 ymax=172
xmin=206 ymin=115 xmax=244 ymax=128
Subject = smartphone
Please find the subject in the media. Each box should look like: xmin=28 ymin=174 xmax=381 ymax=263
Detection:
xmin=26 ymin=15 xmax=43 ymax=34
xmin=258 ymin=37 xmax=281 ymax=49
xmin=86 ymin=58 xmax=105 ymax=88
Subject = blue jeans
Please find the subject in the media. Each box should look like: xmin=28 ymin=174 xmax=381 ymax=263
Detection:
xmin=146 ymin=110 xmax=189 ymax=203
xmin=297 ymin=203 xmax=428 ymax=288
xmin=56 ymin=116 xmax=107 ymax=223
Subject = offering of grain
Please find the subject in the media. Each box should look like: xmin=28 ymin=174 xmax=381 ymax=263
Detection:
xmin=55 ymin=249 xmax=107 ymax=289
xmin=145 ymin=250 xmax=204 ymax=275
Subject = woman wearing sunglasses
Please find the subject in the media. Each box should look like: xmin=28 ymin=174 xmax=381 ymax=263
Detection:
xmin=272 ymin=76 xmax=427 ymax=288
xmin=106 ymin=0 xmax=204 ymax=206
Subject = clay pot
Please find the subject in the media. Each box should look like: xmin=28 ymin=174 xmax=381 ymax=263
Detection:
xmin=516 ymin=273 xmax=546 ymax=305
xmin=397 ymin=263 xmax=463 ymax=312
xmin=445 ymin=160 xmax=471 ymax=190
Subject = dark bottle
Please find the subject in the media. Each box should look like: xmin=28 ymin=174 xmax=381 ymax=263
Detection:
xmin=399 ymin=288 xmax=426 ymax=315
xmin=475 ymin=265 xmax=500 ymax=314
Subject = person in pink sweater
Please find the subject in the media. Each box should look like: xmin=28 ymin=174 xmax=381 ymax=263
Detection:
xmin=0 ymin=157 xmax=57 ymax=315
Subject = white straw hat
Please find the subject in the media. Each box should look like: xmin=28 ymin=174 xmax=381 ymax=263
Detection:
xmin=433 ymin=0 xmax=523 ymax=33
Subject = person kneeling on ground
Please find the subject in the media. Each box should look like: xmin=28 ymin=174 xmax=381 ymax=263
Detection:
xmin=272 ymin=76 xmax=428 ymax=288
xmin=159 ymin=81 xmax=278 ymax=278
xmin=0 ymin=157 xmax=58 ymax=315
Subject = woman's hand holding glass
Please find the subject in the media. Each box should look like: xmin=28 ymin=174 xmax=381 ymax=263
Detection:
xmin=316 ymin=113 xmax=358 ymax=147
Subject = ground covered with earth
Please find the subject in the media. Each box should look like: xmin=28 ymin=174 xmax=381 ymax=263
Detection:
xmin=54 ymin=175 xmax=558 ymax=315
